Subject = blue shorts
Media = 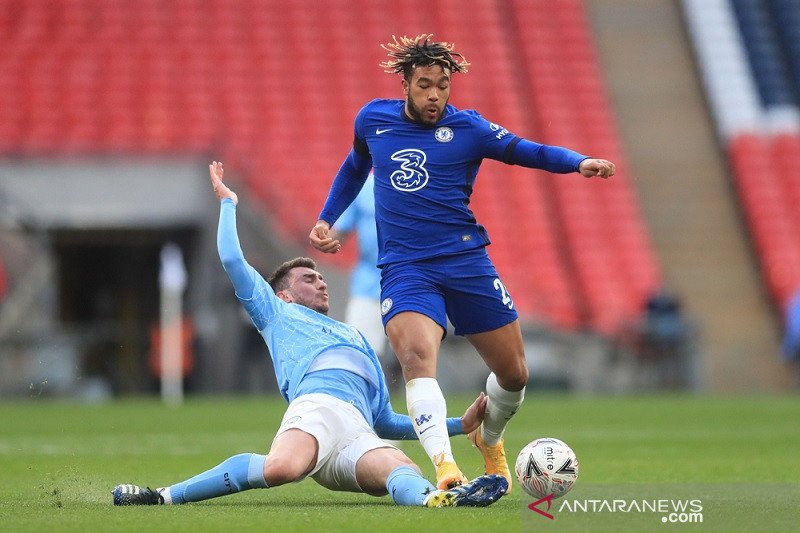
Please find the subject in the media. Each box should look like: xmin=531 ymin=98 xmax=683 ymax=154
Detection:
xmin=379 ymin=248 xmax=518 ymax=336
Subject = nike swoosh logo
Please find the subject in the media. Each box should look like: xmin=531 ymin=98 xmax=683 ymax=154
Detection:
xmin=419 ymin=425 xmax=434 ymax=435
xmin=376 ymin=128 xmax=392 ymax=135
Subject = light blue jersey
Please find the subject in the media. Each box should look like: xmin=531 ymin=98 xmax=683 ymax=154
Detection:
xmin=334 ymin=174 xmax=381 ymax=300
xmin=217 ymin=198 xmax=462 ymax=439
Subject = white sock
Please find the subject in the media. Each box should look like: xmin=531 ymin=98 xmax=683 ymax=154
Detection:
xmin=482 ymin=372 xmax=525 ymax=445
xmin=156 ymin=487 xmax=173 ymax=505
xmin=406 ymin=377 xmax=454 ymax=466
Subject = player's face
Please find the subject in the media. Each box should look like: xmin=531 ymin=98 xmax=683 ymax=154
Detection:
xmin=283 ymin=267 xmax=330 ymax=314
xmin=402 ymin=64 xmax=451 ymax=125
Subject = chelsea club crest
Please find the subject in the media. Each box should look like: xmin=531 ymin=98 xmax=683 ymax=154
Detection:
xmin=434 ymin=127 xmax=454 ymax=143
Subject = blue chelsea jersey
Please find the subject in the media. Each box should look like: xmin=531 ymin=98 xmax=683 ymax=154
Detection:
xmin=354 ymin=99 xmax=516 ymax=266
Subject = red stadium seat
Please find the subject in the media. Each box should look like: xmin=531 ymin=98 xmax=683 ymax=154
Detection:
xmin=728 ymin=133 xmax=800 ymax=308
xmin=0 ymin=0 xmax=662 ymax=334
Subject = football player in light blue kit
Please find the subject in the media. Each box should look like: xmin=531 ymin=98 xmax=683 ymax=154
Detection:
xmin=112 ymin=161 xmax=508 ymax=508
xmin=310 ymin=35 xmax=615 ymax=492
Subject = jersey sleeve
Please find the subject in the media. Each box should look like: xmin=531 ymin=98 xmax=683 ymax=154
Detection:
xmin=470 ymin=112 xmax=588 ymax=173
xmin=466 ymin=111 xmax=521 ymax=161
xmin=318 ymin=149 xmax=372 ymax=226
xmin=217 ymin=198 xmax=279 ymax=331
xmin=372 ymin=400 xmax=464 ymax=440
xmin=317 ymin=105 xmax=374 ymax=226
xmin=504 ymin=138 xmax=588 ymax=173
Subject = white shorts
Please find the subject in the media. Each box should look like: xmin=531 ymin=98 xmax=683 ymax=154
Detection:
xmin=345 ymin=296 xmax=388 ymax=358
xmin=275 ymin=393 xmax=396 ymax=492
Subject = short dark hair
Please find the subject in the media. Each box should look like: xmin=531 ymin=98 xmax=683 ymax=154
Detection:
xmin=268 ymin=257 xmax=317 ymax=292
xmin=380 ymin=34 xmax=470 ymax=81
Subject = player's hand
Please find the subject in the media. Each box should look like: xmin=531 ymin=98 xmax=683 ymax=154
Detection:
xmin=578 ymin=158 xmax=615 ymax=179
xmin=209 ymin=161 xmax=238 ymax=205
xmin=460 ymin=392 xmax=487 ymax=434
xmin=309 ymin=220 xmax=342 ymax=254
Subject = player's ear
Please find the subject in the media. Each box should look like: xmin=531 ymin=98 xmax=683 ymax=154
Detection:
xmin=276 ymin=290 xmax=293 ymax=303
xmin=402 ymin=78 xmax=409 ymax=96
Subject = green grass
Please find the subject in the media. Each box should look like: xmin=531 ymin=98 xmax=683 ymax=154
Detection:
xmin=1 ymin=394 xmax=798 ymax=532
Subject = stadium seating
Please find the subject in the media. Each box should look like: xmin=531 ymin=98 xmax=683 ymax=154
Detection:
xmin=507 ymin=0 xmax=661 ymax=333
xmin=684 ymin=0 xmax=800 ymax=316
xmin=729 ymin=134 xmax=800 ymax=309
xmin=0 ymin=0 xmax=662 ymax=335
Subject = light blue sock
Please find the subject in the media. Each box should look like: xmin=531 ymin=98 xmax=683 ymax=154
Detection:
xmin=386 ymin=465 xmax=437 ymax=506
xmin=168 ymin=453 xmax=268 ymax=504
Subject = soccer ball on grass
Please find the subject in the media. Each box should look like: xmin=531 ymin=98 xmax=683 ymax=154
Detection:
xmin=515 ymin=437 xmax=579 ymax=499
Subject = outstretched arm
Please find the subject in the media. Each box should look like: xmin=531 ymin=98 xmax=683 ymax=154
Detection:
xmin=499 ymin=138 xmax=615 ymax=179
xmin=373 ymin=393 xmax=487 ymax=440
xmin=211 ymin=161 xmax=256 ymax=300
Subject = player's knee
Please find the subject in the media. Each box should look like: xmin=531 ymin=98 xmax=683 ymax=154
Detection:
xmin=386 ymin=318 xmax=441 ymax=376
xmin=394 ymin=454 xmax=417 ymax=469
xmin=263 ymin=456 xmax=307 ymax=486
xmin=395 ymin=349 xmax=436 ymax=377
xmin=498 ymin=362 xmax=529 ymax=391
xmin=514 ymin=364 xmax=530 ymax=390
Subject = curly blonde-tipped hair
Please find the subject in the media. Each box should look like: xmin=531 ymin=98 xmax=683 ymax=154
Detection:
xmin=379 ymin=34 xmax=470 ymax=80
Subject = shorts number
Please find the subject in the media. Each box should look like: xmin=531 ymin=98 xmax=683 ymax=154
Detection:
xmin=493 ymin=278 xmax=514 ymax=309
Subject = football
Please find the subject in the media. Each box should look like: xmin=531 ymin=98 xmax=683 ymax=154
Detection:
xmin=515 ymin=437 xmax=579 ymax=499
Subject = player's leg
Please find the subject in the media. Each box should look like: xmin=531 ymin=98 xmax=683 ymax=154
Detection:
xmin=114 ymin=395 xmax=325 ymax=506
xmin=155 ymin=452 xmax=272 ymax=505
xmin=356 ymin=446 xmax=508 ymax=507
xmin=385 ymin=310 xmax=441 ymax=378
xmin=385 ymin=311 xmax=466 ymax=489
xmin=382 ymin=261 xmax=466 ymax=489
xmin=262 ymin=428 xmax=318 ymax=486
xmin=445 ymin=251 xmax=528 ymax=492
xmin=304 ymin=399 xmax=433 ymax=504
xmin=114 ymin=452 xmax=270 ymax=505
xmin=355 ymin=445 xmax=430 ymax=501
xmin=167 ymin=406 xmax=319 ymax=503
xmin=467 ymin=318 xmax=529 ymax=425
xmin=465 ymin=321 xmax=527 ymax=492
xmin=114 ymin=429 xmax=318 ymax=506
xmin=320 ymin=411 xmax=507 ymax=509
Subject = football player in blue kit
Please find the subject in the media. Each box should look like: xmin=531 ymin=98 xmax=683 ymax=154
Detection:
xmin=112 ymin=162 xmax=508 ymax=508
xmin=309 ymin=35 xmax=615 ymax=492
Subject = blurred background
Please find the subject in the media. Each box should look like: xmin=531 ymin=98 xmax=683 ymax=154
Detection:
xmin=0 ymin=0 xmax=798 ymax=400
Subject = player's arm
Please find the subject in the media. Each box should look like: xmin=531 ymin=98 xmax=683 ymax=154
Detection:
xmin=310 ymin=138 xmax=373 ymax=254
xmin=505 ymin=138 xmax=614 ymax=178
xmin=372 ymin=393 xmax=487 ymax=440
xmin=474 ymin=114 xmax=615 ymax=178
xmin=212 ymin=162 xmax=284 ymax=335
xmin=211 ymin=162 xmax=280 ymax=334
xmin=211 ymin=161 xmax=256 ymax=297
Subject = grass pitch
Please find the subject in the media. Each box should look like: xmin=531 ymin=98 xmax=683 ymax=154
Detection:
xmin=1 ymin=394 xmax=798 ymax=532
